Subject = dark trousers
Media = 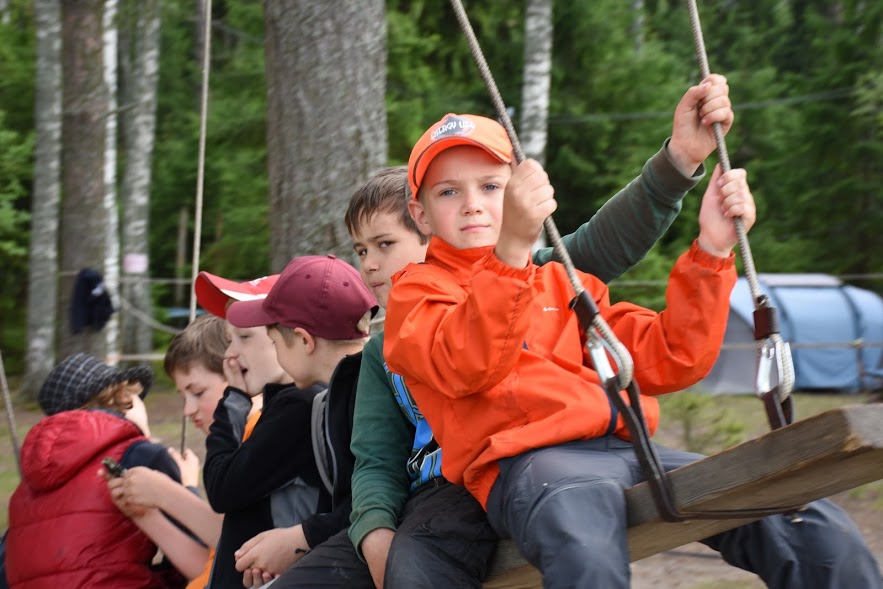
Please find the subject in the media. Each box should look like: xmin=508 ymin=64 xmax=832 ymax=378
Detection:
xmin=486 ymin=436 xmax=883 ymax=589
xmin=272 ymin=479 xmax=497 ymax=588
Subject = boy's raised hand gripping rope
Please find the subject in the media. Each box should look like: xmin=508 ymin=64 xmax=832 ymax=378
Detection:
xmin=449 ymin=0 xmax=802 ymax=522
xmin=446 ymin=0 xmax=634 ymax=393
xmin=685 ymin=0 xmax=794 ymax=430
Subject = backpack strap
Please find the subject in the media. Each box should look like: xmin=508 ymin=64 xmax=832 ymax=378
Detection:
xmin=311 ymin=389 xmax=334 ymax=495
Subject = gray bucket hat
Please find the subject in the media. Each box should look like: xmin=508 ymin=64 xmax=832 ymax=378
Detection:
xmin=38 ymin=353 xmax=153 ymax=416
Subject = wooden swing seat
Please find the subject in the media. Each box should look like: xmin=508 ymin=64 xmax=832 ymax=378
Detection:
xmin=482 ymin=404 xmax=883 ymax=588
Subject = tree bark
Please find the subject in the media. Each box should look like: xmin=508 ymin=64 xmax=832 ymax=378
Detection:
xmin=521 ymin=0 xmax=553 ymax=250
xmin=58 ymin=0 xmax=110 ymax=359
xmin=22 ymin=0 xmax=63 ymax=399
xmin=120 ymin=0 xmax=161 ymax=357
xmin=263 ymin=0 xmax=387 ymax=269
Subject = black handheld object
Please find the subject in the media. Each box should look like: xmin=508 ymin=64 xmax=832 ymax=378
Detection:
xmin=102 ymin=456 xmax=126 ymax=477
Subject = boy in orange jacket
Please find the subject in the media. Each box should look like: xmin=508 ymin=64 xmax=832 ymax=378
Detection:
xmin=383 ymin=113 xmax=881 ymax=588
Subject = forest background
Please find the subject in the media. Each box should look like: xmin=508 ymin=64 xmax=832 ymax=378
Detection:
xmin=0 ymin=0 xmax=880 ymax=399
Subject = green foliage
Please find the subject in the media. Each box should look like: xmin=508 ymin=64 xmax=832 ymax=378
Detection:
xmin=0 ymin=0 xmax=36 ymax=136
xmin=0 ymin=108 xmax=33 ymax=371
xmin=659 ymin=391 xmax=746 ymax=454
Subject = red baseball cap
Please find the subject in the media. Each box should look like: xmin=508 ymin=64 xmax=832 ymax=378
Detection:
xmin=194 ymin=271 xmax=279 ymax=319
xmin=226 ymin=255 xmax=379 ymax=341
xmin=408 ymin=113 xmax=513 ymax=200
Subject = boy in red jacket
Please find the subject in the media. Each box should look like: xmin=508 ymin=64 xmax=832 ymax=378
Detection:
xmin=383 ymin=113 xmax=881 ymax=588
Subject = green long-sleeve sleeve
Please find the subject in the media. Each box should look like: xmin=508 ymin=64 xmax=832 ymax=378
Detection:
xmin=348 ymin=333 xmax=412 ymax=558
xmin=532 ymin=139 xmax=705 ymax=280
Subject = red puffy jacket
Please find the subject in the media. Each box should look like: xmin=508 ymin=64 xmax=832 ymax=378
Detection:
xmin=7 ymin=410 xmax=173 ymax=589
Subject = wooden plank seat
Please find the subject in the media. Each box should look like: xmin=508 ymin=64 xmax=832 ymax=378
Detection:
xmin=482 ymin=404 xmax=883 ymax=588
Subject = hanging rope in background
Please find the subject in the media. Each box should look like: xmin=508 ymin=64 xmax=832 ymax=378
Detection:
xmin=0 ymin=351 xmax=22 ymax=476
xmin=181 ymin=0 xmax=213 ymax=453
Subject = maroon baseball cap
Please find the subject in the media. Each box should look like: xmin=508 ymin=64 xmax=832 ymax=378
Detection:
xmin=226 ymin=255 xmax=379 ymax=340
xmin=194 ymin=272 xmax=280 ymax=319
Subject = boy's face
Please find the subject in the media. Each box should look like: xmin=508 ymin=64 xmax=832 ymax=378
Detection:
xmin=351 ymin=211 xmax=428 ymax=308
xmin=267 ymin=328 xmax=312 ymax=389
xmin=225 ymin=322 xmax=289 ymax=394
xmin=172 ymin=363 xmax=227 ymax=434
xmin=410 ymin=145 xmax=510 ymax=250
xmin=125 ymin=393 xmax=151 ymax=438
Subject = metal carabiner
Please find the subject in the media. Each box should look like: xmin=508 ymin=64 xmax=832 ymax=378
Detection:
xmin=756 ymin=338 xmax=794 ymax=429
xmin=755 ymin=340 xmax=779 ymax=397
xmin=586 ymin=329 xmax=618 ymax=386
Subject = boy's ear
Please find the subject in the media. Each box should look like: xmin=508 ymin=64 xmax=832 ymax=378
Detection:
xmin=293 ymin=327 xmax=316 ymax=354
xmin=408 ymin=199 xmax=433 ymax=237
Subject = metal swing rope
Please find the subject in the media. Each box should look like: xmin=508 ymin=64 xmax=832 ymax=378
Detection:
xmin=447 ymin=0 xmax=634 ymax=392
xmin=180 ymin=0 xmax=214 ymax=453
xmin=685 ymin=0 xmax=795 ymax=430
xmin=449 ymin=0 xmax=803 ymax=522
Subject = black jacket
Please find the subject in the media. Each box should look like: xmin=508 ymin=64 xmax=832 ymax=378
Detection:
xmin=301 ymin=352 xmax=362 ymax=548
xmin=204 ymin=382 xmax=323 ymax=587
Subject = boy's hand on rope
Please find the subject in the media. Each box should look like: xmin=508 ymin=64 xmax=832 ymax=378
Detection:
xmin=668 ymin=73 xmax=733 ymax=177
xmin=496 ymin=158 xmax=557 ymax=268
xmin=168 ymin=447 xmax=201 ymax=488
xmin=697 ymin=164 xmax=756 ymax=257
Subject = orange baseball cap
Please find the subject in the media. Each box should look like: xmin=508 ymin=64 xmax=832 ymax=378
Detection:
xmin=407 ymin=113 xmax=513 ymax=199
xmin=194 ymin=271 xmax=280 ymax=319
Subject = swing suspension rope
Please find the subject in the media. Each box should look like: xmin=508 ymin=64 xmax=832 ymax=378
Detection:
xmin=180 ymin=0 xmax=214 ymax=453
xmin=449 ymin=0 xmax=803 ymax=522
xmin=685 ymin=0 xmax=795 ymax=430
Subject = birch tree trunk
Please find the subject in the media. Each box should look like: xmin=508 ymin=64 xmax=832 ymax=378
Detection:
xmin=103 ymin=0 xmax=121 ymax=362
xmin=632 ymin=0 xmax=645 ymax=52
xmin=58 ymin=0 xmax=110 ymax=359
xmin=22 ymin=0 xmax=62 ymax=399
xmin=521 ymin=0 xmax=553 ymax=250
xmin=120 ymin=0 xmax=161 ymax=357
xmin=263 ymin=0 xmax=387 ymax=269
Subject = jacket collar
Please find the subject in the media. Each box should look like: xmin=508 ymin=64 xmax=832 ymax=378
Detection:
xmin=425 ymin=236 xmax=494 ymax=284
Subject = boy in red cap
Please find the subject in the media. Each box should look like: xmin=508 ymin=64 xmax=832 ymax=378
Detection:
xmin=225 ymin=254 xmax=378 ymax=586
xmin=189 ymin=268 xmax=327 ymax=587
xmin=380 ymin=112 xmax=881 ymax=589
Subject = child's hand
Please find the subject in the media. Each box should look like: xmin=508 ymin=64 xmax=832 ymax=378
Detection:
xmin=496 ymin=159 xmax=557 ymax=268
xmin=112 ymin=466 xmax=172 ymax=510
xmin=697 ymin=164 xmax=756 ymax=257
xmin=168 ymin=447 xmax=200 ymax=488
xmin=101 ymin=470 xmax=150 ymax=519
xmin=242 ymin=567 xmax=277 ymax=588
xmin=668 ymin=74 xmax=733 ymax=177
xmin=223 ymin=356 xmax=249 ymax=393
xmin=235 ymin=525 xmax=309 ymax=578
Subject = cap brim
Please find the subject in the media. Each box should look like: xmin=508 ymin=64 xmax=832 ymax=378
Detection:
xmin=194 ymin=271 xmax=242 ymax=318
xmin=195 ymin=272 xmax=280 ymax=319
xmin=119 ymin=365 xmax=154 ymax=399
xmin=226 ymin=299 xmax=277 ymax=328
xmin=411 ymin=138 xmax=511 ymax=199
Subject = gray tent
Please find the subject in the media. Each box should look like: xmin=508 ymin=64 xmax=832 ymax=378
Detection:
xmin=696 ymin=274 xmax=883 ymax=394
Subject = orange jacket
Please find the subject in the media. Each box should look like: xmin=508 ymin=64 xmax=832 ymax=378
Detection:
xmin=384 ymin=237 xmax=735 ymax=508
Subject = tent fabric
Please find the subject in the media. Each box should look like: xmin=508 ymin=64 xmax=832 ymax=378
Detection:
xmin=697 ymin=274 xmax=883 ymax=394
